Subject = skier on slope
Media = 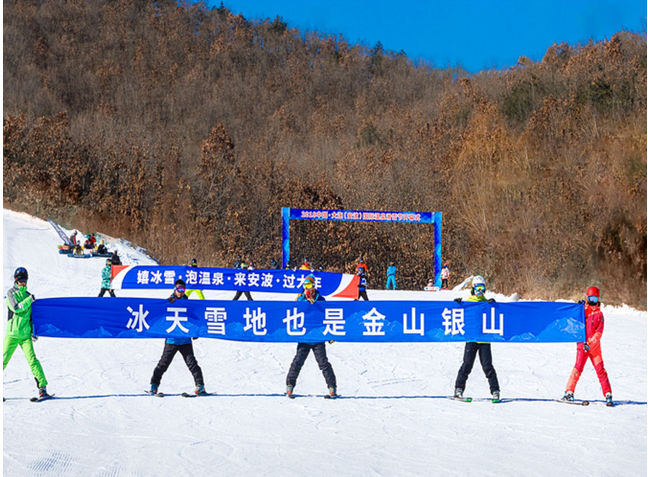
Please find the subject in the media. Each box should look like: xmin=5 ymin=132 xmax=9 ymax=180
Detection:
xmin=285 ymin=276 xmax=338 ymax=399
xmin=355 ymin=268 xmax=369 ymax=301
xmin=452 ymin=275 xmax=501 ymax=402
xmin=440 ymin=264 xmax=450 ymax=290
xmin=185 ymin=258 xmax=205 ymax=300
xmin=3 ymin=268 xmax=51 ymax=400
xmin=98 ymin=259 xmax=117 ymax=297
xmin=149 ymin=279 xmax=208 ymax=396
xmin=562 ymin=286 xmax=613 ymax=405
xmin=386 ymin=261 xmax=397 ymax=290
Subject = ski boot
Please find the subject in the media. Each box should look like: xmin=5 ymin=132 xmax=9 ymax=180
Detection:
xmin=149 ymin=384 xmax=159 ymax=395
xmin=38 ymin=386 xmax=50 ymax=399
xmin=195 ymin=385 xmax=209 ymax=396
xmin=285 ymin=385 xmax=295 ymax=399
xmin=492 ymin=390 xmax=501 ymax=403
xmin=605 ymin=392 xmax=614 ymax=407
xmin=561 ymin=391 xmax=574 ymax=402
xmin=326 ymin=387 xmax=339 ymax=399
xmin=454 ymin=388 xmax=464 ymax=399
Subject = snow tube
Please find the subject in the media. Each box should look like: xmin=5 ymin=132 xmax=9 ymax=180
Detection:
xmin=68 ymin=254 xmax=91 ymax=259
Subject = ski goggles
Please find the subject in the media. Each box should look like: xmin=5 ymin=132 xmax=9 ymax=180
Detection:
xmin=474 ymin=285 xmax=486 ymax=293
xmin=587 ymin=295 xmax=599 ymax=304
xmin=303 ymin=281 xmax=314 ymax=289
xmin=175 ymin=286 xmax=186 ymax=294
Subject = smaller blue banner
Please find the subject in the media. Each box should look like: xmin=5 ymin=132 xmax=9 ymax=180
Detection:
xmin=112 ymin=267 xmax=359 ymax=298
xmin=33 ymin=299 xmax=585 ymax=344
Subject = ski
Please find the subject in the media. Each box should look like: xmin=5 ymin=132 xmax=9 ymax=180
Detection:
xmin=492 ymin=399 xmax=502 ymax=404
xmin=181 ymin=392 xmax=214 ymax=398
xmin=324 ymin=394 xmax=340 ymax=400
xmin=30 ymin=393 xmax=56 ymax=403
xmin=144 ymin=390 xmax=164 ymax=398
xmin=606 ymin=401 xmax=615 ymax=407
xmin=449 ymin=396 xmax=473 ymax=403
xmin=556 ymin=399 xmax=589 ymax=406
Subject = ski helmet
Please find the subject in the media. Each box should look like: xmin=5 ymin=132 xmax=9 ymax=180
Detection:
xmin=586 ymin=286 xmax=600 ymax=304
xmin=174 ymin=279 xmax=186 ymax=287
xmin=14 ymin=267 xmax=28 ymax=282
xmin=472 ymin=275 xmax=485 ymax=288
xmin=191 ymin=258 xmax=198 ymax=267
xmin=106 ymin=259 xmax=112 ymax=266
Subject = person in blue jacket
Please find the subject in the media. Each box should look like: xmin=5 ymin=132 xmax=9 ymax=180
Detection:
xmin=149 ymin=279 xmax=207 ymax=396
xmin=285 ymin=277 xmax=338 ymax=399
xmin=386 ymin=261 xmax=397 ymax=290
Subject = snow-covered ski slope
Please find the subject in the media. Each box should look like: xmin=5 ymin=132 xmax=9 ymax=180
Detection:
xmin=3 ymin=209 xmax=646 ymax=477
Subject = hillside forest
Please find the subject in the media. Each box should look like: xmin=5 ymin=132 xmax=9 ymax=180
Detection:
xmin=3 ymin=1 xmax=646 ymax=306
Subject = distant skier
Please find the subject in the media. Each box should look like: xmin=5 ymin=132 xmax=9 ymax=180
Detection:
xmin=232 ymin=259 xmax=253 ymax=301
xmin=386 ymin=261 xmax=397 ymax=290
xmin=149 ymin=279 xmax=208 ymax=396
xmin=270 ymin=258 xmax=278 ymax=269
xmin=562 ymin=286 xmax=613 ymax=405
xmin=285 ymin=277 xmax=338 ymax=399
xmin=185 ymin=258 xmax=205 ymax=300
xmin=355 ymin=269 xmax=369 ymax=301
xmin=96 ymin=240 xmax=108 ymax=255
xmin=299 ymin=258 xmax=311 ymax=270
xmin=3 ymin=268 xmax=51 ymax=400
xmin=357 ymin=258 xmax=368 ymax=276
xmin=441 ymin=264 xmax=450 ymax=290
xmin=98 ymin=259 xmax=116 ymax=297
xmin=452 ymin=275 xmax=500 ymax=402
xmin=110 ymin=250 xmax=122 ymax=266
xmin=69 ymin=230 xmax=78 ymax=246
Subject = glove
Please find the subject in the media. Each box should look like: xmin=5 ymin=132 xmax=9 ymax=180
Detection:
xmin=583 ymin=343 xmax=590 ymax=352
xmin=328 ymin=340 xmax=335 ymax=345
xmin=31 ymin=335 xmax=38 ymax=342
xmin=578 ymin=299 xmax=586 ymax=304
xmin=488 ymin=298 xmax=496 ymax=303
xmin=454 ymin=298 xmax=462 ymax=304
xmin=192 ymin=337 xmax=198 ymax=341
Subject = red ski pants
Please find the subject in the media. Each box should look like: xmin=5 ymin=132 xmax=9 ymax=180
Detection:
xmin=566 ymin=343 xmax=611 ymax=396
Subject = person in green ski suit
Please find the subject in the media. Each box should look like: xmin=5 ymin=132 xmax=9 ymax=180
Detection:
xmin=3 ymin=267 xmax=50 ymax=399
xmin=98 ymin=259 xmax=116 ymax=297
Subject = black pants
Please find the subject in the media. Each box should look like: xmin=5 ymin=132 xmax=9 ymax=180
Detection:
xmin=355 ymin=290 xmax=369 ymax=301
xmin=286 ymin=343 xmax=336 ymax=388
xmin=98 ymin=288 xmax=116 ymax=297
xmin=151 ymin=343 xmax=204 ymax=386
xmin=233 ymin=290 xmax=253 ymax=300
xmin=454 ymin=342 xmax=499 ymax=393
xmin=441 ymin=279 xmax=448 ymax=289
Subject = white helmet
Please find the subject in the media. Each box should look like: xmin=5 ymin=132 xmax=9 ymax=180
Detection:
xmin=472 ymin=275 xmax=486 ymax=288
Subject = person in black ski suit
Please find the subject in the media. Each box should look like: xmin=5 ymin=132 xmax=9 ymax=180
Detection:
xmin=285 ymin=277 xmax=338 ymax=398
xmin=110 ymin=250 xmax=122 ymax=266
xmin=355 ymin=269 xmax=369 ymax=301
xmin=232 ymin=259 xmax=253 ymax=301
xmin=149 ymin=279 xmax=207 ymax=396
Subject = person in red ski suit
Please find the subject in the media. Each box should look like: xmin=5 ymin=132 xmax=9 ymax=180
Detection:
xmin=563 ymin=286 xmax=612 ymax=404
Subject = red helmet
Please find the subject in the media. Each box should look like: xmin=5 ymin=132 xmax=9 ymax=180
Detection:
xmin=586 ymin=286 xmax=600 ymax=298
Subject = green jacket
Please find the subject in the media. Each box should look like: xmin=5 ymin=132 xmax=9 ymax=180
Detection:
xmin=467 ymin=294 xmax=487 ymax=303
xmin=101 ymin=265 xmax=112 ymax=289
xmin=5 ymin=284 xmax=35 ymax=340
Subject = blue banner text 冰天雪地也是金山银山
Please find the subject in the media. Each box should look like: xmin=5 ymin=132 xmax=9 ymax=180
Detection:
xmin=33 ymin=298 xmax=585 ymax=344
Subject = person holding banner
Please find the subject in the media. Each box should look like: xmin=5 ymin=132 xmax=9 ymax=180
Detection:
xmin=149 ymin=279 xmax=208 ymax=396
xmin=286 ymin=278 xmax=338 ymax=399
xmin=453 ymin=275 xmax=500 ymax=402
xmin=185 ymin=258 xmax=205 ymax=300
xmin=562 ymin=286 xmax=613 ymax=406
xmin=3 ymin=267 xmax=51 ymax=401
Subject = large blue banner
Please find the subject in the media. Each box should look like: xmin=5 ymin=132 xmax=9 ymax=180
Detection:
xmin=111 ymin=266 xmax=359 ymax=299
xmin=33 ymin=298 xmax=585 ymax=343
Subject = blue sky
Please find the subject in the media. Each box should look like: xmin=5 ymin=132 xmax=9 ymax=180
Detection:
xmin=212 ymin=0 xmax=646 ymax=72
